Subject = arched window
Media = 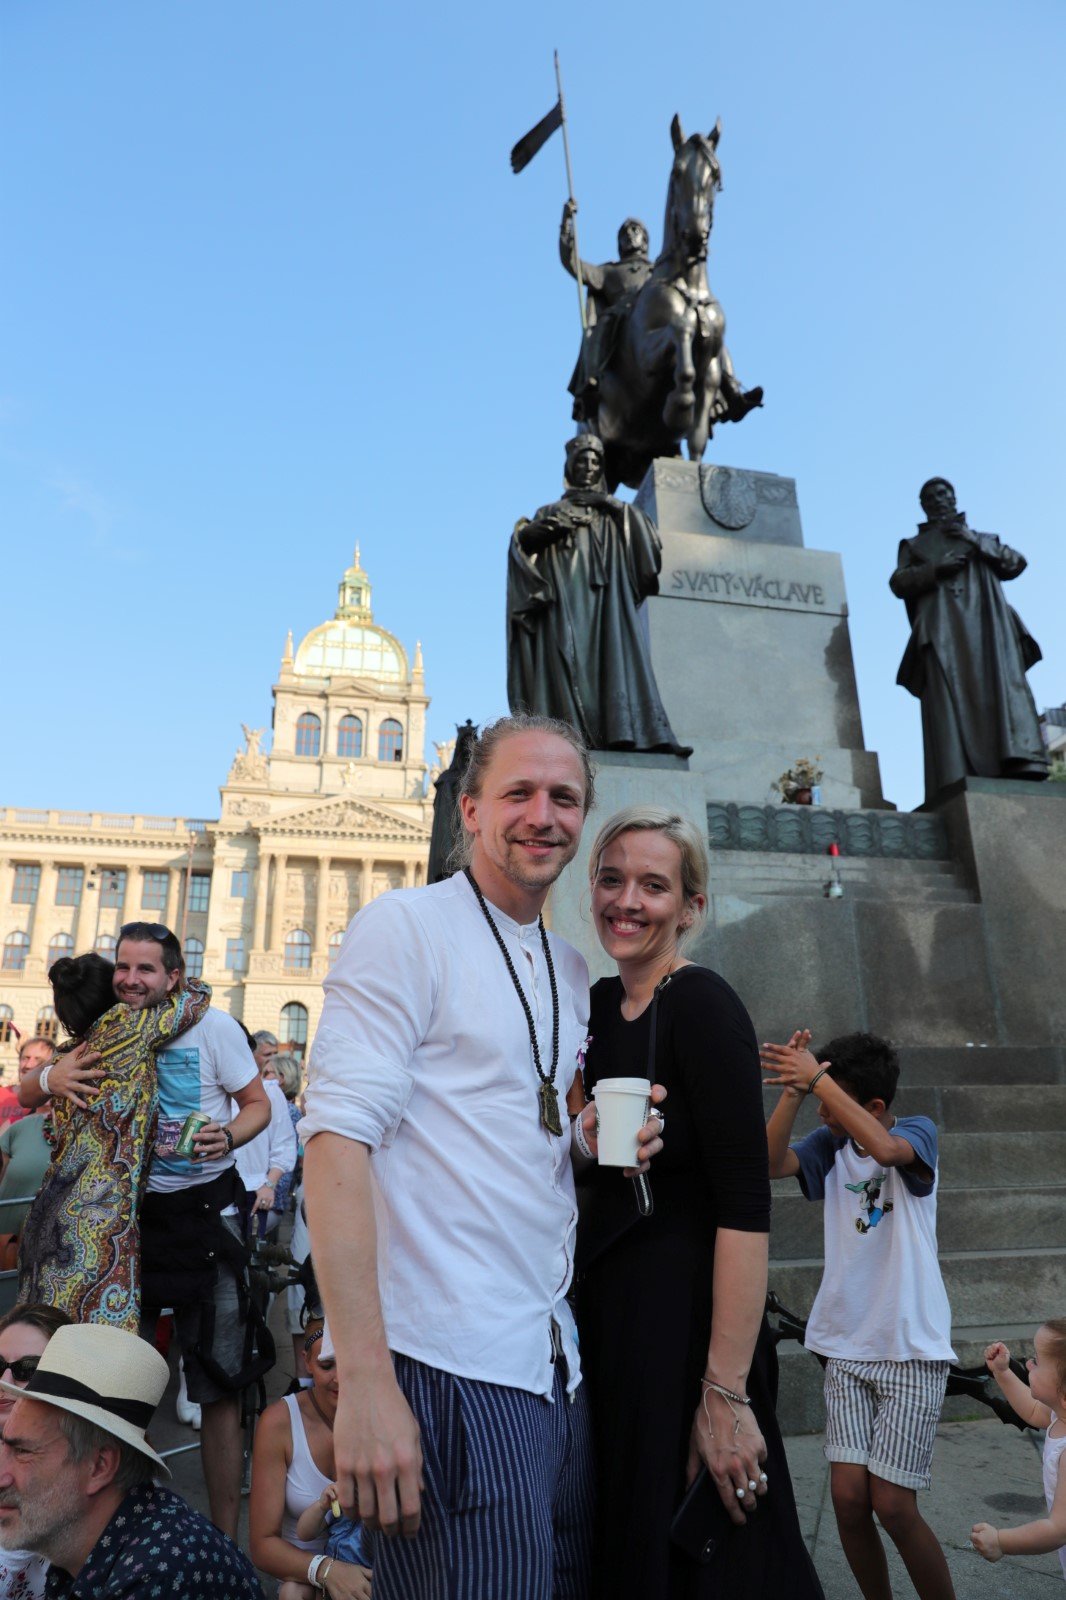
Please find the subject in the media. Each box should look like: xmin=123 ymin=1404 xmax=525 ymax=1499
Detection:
xmin=36 ymin=1006 xmax=58 ymax=1043
xmin=284 ymin=929 xmax=311 ymax=971
xmin=95 ymin=933 xmax=118 ymax=958
xmin=295 ymin=713 xmax=322 ymax=758
xmin=47 ymin=933 xmax=74 ymax=968
xmin=337 ymin=714 xmax=364 ymax=759
xmin=2 ymin=933 xmax=29 ymax=973
xmin=279 ymin=1001 xmax=309 ymax=1060
xmin=328 ymin=930 xmax=344 ymax=967
xmin=184 ymin=937 xmax=204 ymax=979
xmin=378 ymin=718 xmax=404 ymax=763
xmin=0 ymin=1006 xmax=14 ymax=1045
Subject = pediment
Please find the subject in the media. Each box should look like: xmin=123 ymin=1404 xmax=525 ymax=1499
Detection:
xmin=256 ymin=794 xmax=430 ymax=844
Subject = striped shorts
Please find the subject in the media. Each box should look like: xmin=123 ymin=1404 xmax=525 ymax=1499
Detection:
xmin=366 ymin=1353 xmax=594 ymax=1600
xmin=824 ymin=1357 xmax=951 ymax=1490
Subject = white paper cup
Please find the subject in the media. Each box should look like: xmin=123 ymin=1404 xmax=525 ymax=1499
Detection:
xmin=593 ymin=1077 xmax=651 ymax=1167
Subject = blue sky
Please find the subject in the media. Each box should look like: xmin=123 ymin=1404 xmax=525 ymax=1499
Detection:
xmin=3 ymin=0 xmax=1064 ymax=815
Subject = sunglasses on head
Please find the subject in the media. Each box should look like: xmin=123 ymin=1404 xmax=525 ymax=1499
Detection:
xmin=0 ymin=1355 xmax=40 ymax=1384
xmin=118 ymin=923 xmax=171 ymax=942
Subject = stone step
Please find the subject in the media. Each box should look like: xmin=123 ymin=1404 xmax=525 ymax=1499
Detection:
xmin=772 ymin=1326 xmax=1042 ymax=1435
xmin=768 ymin=1247 xmax=1066 ymax=1330
xmin=761 ymin=1084 xmax=1066 ymax=1134
xmin=708 ymin=850 xmax=976 ymax=903
xmin=769 ymin=1184 xmax=1066 ymax=1258
xmin=770 ymin=1130 xmax=1066 ymax=1188
xmin=715 ymin=880 xmax=976 ymax=905
xmin=894 ymin=1046 xmax=1065 ymax=1086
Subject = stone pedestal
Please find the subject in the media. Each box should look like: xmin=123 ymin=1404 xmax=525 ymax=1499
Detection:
xmin=636 ymin=459 xmax=887 ymax=810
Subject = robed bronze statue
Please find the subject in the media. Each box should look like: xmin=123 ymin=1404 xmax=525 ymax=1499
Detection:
xmin=890 ymin=478 xmax=1048 ymax=800
xmin=427 ymin=720 xmax=478 ymax=883
xmin=561 ymin=116 xmax=761 ymax=491
xmin=507 ymin=435 xmax=691 ymax=757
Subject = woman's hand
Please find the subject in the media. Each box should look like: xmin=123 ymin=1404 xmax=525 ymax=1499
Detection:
xmin=686 ymin=1385 xmax=768 ymax=1526
xmin=46 ymin=1043 xmax=104 ymax=1110
xmin=324 ymin=1560 xmax=373 ymax=1599
xmin=252 ymin=1183 xmax=277 ymax=1214
xmin=625 ymin=1084 xmax=667 ymax=1176
xmin=759 ymin=1031 xmax=821 ymax=1097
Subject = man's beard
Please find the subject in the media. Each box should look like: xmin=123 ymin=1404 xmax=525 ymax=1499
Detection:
xmin=0 ymin=1482 xmax=81 ymax=1556
xmin=500 ymin=835 xmax=578 ymax=891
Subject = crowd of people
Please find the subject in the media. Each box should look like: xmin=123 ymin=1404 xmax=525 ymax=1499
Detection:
xmin=0 ymin=712 xmax=1061 ymax=1599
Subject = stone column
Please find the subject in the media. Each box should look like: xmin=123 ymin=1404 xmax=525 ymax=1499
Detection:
xmin=359 ymin=859 xmax=374 ymax=911
xmin=314 ymin=855 xmax=331 ymax=955
xmin=27 ymin=862 xmax=56 ymax=958
xmin=73 ymin=863 xmax=97 ymax=953
xmin=163 ymin=867 xmax=180 ymax=934
xmin=268 ymin=853 xmax=288 ymax=951
xmin=403 ymin=859 xmax=417 ymax=889
xmin=251 ymin=848 xmax=271 ymax=952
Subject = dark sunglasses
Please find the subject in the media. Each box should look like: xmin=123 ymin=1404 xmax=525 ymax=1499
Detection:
xmin=117 ymin=923 xmax=172 ymax=942
xmin=0 ymin=1354 xmax=40 ymax=1384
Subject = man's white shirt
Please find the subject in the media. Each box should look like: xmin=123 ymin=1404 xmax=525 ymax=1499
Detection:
xmin=301 ymin=871 xmax=590 ymax=1399
xmin=234 ymin=1077 xmax=298 ymax=1192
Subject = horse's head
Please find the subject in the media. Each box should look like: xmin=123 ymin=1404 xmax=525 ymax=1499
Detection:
xmin=662 ymin=115 xmax=722 ymax=263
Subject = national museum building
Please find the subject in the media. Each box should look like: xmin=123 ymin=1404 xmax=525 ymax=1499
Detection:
xmin=0 ymin=549 xmax=432 ymax=1071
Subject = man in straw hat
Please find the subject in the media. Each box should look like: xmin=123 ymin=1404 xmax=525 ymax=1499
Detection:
xmin=0 ymin=1323 xmax=263 ymax=1598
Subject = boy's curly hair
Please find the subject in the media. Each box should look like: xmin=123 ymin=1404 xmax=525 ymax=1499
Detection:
xmin=817 ymin=1032 xmax=900 ymax=1109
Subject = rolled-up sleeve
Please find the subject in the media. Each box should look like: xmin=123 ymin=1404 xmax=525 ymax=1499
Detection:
xmin=300 ymin=894 xmax=438 ymax=1151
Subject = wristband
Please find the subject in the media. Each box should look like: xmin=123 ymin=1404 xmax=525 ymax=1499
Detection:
xmin=307 ymin=1553 xmax=328 ymax=1590
xmin=38 ymin=1065 xmax=53 ymax=1095
xmin=221 ymin=1126 xmax=235 ymax=1154
xmin=806 ymin=1066 xmax=830 ymax=1095
xmin=572 ymin=1111 xmax=594 ymax=1160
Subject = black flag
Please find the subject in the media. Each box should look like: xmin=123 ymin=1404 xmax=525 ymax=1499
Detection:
xmin=510 ymin=100 xmax=563 ymax=173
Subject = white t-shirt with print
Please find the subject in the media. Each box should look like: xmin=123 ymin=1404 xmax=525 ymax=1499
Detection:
xmin=792 ymin=1115 xmax=956 ymax=1363
xmin=148 ymin=1008 xmax=259 ymax=1193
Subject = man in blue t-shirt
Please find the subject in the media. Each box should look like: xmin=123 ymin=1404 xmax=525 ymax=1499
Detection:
xmin=761 ymin=1029 xmax=957 ymax=1600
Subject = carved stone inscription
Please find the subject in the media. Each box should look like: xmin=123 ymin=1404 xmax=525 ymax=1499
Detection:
xmin=657 ymin=531 xmax=846 ymax=618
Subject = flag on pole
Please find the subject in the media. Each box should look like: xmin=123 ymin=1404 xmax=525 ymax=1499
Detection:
xmin=510 ymin=99 xmax=563 ymax=173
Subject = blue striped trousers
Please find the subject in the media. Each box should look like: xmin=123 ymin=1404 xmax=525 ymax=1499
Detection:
xmin=367 ymin=1353 xmax=594 ymax=1600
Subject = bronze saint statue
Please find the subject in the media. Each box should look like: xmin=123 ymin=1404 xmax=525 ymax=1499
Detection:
xmin=890 ymin=478 xmax=1048 ymax=800
xmin=427 ymin=720 xmax=478 ymax=882
xmin=507 ymin=434 xmax=691 ymax=757
xmin=561 ymin=116 xmax=762 ymax=491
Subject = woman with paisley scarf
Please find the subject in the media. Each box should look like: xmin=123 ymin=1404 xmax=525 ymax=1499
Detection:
xmin=17 ymin=951 xmax=210 ymax=1328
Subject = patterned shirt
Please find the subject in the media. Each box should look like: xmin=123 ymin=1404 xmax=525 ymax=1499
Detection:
xmin=43 ymin=1485 xmax=264 ymax=1599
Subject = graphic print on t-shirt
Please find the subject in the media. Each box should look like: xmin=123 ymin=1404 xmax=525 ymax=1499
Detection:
xmin=846 ymin=1171 xmax=894 ymax=1233
xmin=154 ymin=1045 xmax=202 ymax=1175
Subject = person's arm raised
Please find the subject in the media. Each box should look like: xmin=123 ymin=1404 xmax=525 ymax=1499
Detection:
xmin=760 ymin=1041 xmax=921 ymax=1171
xmin=303 ymin=1132 xmax=423 ymax=1537
xmin=19 ymin=1041 xmax=102 ymax=1110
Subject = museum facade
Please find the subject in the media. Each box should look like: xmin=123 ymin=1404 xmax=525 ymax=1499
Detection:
xmin=0 ymin=548 xmax=432 ymax=1071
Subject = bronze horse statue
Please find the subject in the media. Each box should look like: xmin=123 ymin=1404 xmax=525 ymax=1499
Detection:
xmin=578 ymin=116 xmax=762 ymax=491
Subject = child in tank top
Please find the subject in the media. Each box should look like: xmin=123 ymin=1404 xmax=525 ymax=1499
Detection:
xmin=971 ymin=1320 xmax=1066 ymax=1580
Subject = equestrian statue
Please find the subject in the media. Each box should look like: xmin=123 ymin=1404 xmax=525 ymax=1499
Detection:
xmin=561 ymin=115 xmax=762 ymax=491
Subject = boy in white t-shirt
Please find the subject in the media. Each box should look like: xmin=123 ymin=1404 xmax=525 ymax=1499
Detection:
xmin=762 ymin=1029 xmax=957 ymax=1600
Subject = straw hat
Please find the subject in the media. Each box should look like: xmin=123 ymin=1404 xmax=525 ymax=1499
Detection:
xmin=0 ymin=1324 xmax=171 ymax=1475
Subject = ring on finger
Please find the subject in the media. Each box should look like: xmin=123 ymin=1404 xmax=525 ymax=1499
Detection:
xmin=747 ymin=1480 xmax=758 ymax=1492
xmin=759 ymin=1472 xmax=769 ymax=1485
xmin=735 ymin=1486 xmax=746 ymax=1499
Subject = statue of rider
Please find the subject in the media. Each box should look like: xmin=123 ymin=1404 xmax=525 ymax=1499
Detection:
xmin=559 ymin=201 xmax=652 ymax=421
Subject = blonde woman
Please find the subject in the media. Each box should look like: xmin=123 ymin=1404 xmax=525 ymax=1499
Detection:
xmin=575 ymin=806 xmax=821 ymax=1599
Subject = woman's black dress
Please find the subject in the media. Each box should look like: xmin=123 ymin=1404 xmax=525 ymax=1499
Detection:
xmin=575 ymin=967 xmax=823 ymax=1599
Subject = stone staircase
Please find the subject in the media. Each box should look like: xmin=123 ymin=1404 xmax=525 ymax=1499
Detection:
xmin=767 ymin=1046 xmax=1066 ymax=1432
xmin=710 ymin=850 xmax=975 ymax=904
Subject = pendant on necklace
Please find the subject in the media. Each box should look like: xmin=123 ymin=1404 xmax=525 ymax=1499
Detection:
xmin=539 ymin=1080 xmax=564 ymax=1137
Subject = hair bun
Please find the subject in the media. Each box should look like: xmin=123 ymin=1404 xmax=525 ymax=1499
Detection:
xmin=48 ymin=956 xmax=78 ymax=988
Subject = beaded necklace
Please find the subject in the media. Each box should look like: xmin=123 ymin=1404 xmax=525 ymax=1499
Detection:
xmin=463 ymin=867 xmax=563 ymax=1135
